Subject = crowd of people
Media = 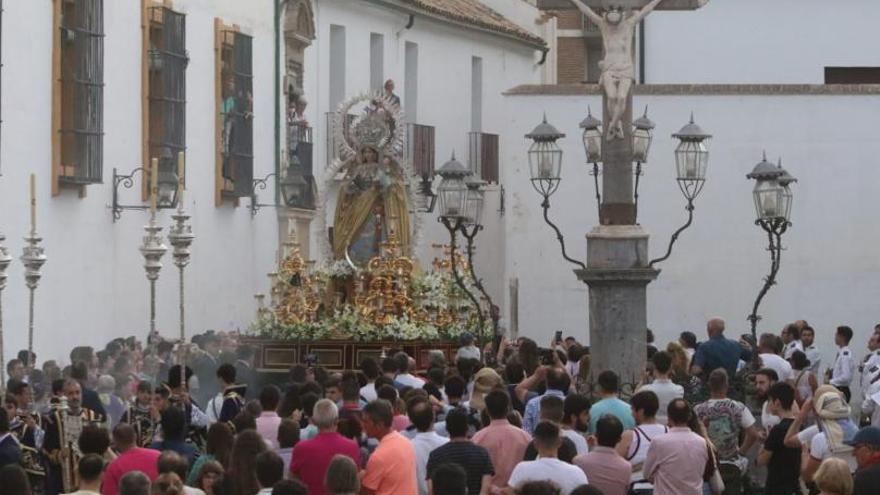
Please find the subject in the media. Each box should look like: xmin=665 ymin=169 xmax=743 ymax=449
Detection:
xmin=1 ymin=318 xmax=880 ymax=495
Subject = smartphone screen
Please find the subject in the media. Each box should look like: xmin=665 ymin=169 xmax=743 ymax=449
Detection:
xmin=554 ymin=331 xmax=563 ymax=344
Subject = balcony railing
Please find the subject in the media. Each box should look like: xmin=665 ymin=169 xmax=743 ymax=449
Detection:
xmin=406 ymin=123 xmax=435 ymax=179
xmin=468 ymin=132 xmax=499 ymax=184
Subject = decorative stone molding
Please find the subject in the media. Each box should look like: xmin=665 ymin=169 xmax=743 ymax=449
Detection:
xmin=505 ymin=84 xmax=880 ymax=96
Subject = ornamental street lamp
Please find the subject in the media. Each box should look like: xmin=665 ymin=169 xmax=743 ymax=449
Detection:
xmin=647 ymin=114 xmax=712 ymax=267
xmin=580 ymin=108 xmax=603 ymax=212
xmin=437 ymin=153 xmax=488 ymax=352
xmin=526 ymin=117 xmax=585 ymax=270
xmin=251 ymin=156 xmax=310 ymax=216
xmin=459 ymin=175 xmax=500 ymax=345
xmin=632 ymin=107 xmax=656 ymax=217
xmin=746 ymin=153 xmax=797 ymax=341
xmin=112 ymin=152 xmax=181 ymax=222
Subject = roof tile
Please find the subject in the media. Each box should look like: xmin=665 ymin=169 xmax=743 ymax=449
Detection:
xmin=397 ymin=0 xmax=545 ymax=46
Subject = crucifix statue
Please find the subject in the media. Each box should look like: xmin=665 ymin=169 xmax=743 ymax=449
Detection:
xmin=571 ymin=0 xmax=663 ymax=139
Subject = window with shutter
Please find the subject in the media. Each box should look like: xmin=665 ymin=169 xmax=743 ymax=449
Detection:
xmin=215 ymin=20 xmax=254 ymax=205
xmin=53 ymin=0 xmax=104 ymax=196
xmin=143 ymin=2 xmax=187 ymax=200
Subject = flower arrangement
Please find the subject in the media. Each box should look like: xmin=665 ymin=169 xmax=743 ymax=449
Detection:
xmin=249 ymin=268 xmax=487 ymax=343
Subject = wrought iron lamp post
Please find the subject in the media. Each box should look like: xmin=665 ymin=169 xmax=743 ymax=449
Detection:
xmin=112 ymin=154 xmax=181 ymax=221
xmin=140 ymin=162 xmax=168 ymax=338
xmin=0 ymin=230 xmax=12 ymax=401
xmin=458 ymin=175 xmax=501 ymax=345
xmin=167 ymin=153 xmax=194 ymax=386
xmin=746 ymin=153 xmax=797 ymax=341
xmin=436 ymin=153 xmax=487 ymax=348
xmin=250 ymin=156 xmax=309 ymax=216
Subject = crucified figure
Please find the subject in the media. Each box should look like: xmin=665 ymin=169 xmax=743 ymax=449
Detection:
xmin=571 ymin=0 xmax=663 ymax=140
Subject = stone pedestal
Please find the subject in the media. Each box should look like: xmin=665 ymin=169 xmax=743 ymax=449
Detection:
xmin=576 ymin=225 xmax=658 ymax=384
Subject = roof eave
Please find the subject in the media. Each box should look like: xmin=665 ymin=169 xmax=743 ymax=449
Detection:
xmin=365 ymin=0 xmax=547 ymax=51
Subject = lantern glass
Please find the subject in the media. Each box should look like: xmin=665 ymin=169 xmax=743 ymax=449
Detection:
xmin=156 ymin=170 xmax=179 ymax=209
xmin=528 ymin=140 xmax=563 ymax=197
xmin=752 ymin=179 xmax=791 ymax=221
xmin=582 ymin=127 xmax=602 ymax=163
xmin=281 ymin=171 xmax=308 ymax=207
xmin=438 ymin=175 xmax=468 ymax=219
xmin=675 ymin=140 xmax=710 ymax=181
xmin=464 ymin=184 xmax=485 ymax=227
xmin=632 ymin=127 xmax=653 ymax=163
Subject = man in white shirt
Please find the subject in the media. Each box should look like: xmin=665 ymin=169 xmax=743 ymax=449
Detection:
xmin=255 ymin=450 xmax=285 ymax=495
xmin=830 ymin=326 xmax=855 ymax=402
xmin=407 ymin=397 xmax=448 ymax=495
xmin=507 ymin=421 xmax=588 ymax=495
xmin=781 ymin=324 xmax=804 ymax=360
xmin=861 ymin=368 xmax=880 ymax=427
xmin=66 ymin=454 xmax=104 ymax=495
xmin=755 ymin=368 xmax=782 ymax=432
xmin=561 ymin=394 xmax=590 ymax=456
xmin=638 ymin=351 xmax=684 ymax=425
xmin=758 ymin=333 xmax=793 ymax=382
xmin=801 ymin=326 xmax=822 ymax=376
xmin=359 ymin=357 xmax=380 ymax=403
xmin=393 ymin=352 xmax=425 ymax=389
xmin=860 ymin=333 xmax=880 ymax=397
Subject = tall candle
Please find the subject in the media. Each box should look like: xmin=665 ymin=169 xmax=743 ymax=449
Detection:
xmin=177 ymin=151 xmax=185 ymax=205
xmin=29 ymin=174 xmax=36 ymax=232
xmin=150 ymin=157 xmax=159 ymax=213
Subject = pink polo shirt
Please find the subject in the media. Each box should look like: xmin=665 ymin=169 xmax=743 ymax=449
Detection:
xmin=573 ymin=446 xmax=632 ymax=495
xmin=290 ymin=431 xmax=361 ymax=495
xmin=472 ymin=418 xmax=532 ymax=488
xmin=102 ymin=447 xmax=160 ymax=495
xmin=256 ymin=411 xmax=282 ymax=449
xmin=643 ymin=427 xmax=709 ymax=495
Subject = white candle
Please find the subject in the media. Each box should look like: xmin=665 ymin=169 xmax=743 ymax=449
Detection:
xmin=539 ymin=159 xmax=553 ymax=179
xmin=29 ymin=174 xmax=36 ymax=232
xmin=150 ymin=157 xmax=159 ymax=213
xmin=762 ymin=193 xmax=777 ymax=217
xmin=177 ymin=152 xmax=185 ymax=205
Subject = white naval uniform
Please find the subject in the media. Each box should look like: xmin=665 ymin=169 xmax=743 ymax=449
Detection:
xmin=860 ymin=350 xmax=880 ymax=395
xmin=804 ymin=344 xmax=822 ymax=376
xmin=783 ymin=340 xmax=804 ymax=360
xmin=830 ymin=346 xmax=854 ymax=388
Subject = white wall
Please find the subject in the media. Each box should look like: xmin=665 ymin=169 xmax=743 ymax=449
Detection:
xmin=500 ymin=90 xmax=880 ymax=372
xmin=643 ymin=0 xmax=880 ymax=84
xmin=309 ymin=0 xmax=544 ymax=308
xmin=0 ymin=0 xmax=278 ymax=362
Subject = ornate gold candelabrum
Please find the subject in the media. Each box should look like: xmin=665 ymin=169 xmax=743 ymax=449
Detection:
xmin=273 ymin=238 xmax=321 ymax=326
xmin=355 ymin=229 xmax=419 ymax=326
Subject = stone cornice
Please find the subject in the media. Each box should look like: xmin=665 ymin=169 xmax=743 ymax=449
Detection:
xmin=505 ymin=84 xmax=880 ymax=96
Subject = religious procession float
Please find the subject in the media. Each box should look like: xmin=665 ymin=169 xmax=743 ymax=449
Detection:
xmin=245 ymin=93 xmax=486 ymax=372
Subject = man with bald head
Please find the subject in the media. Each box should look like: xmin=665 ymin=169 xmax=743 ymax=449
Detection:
xmin=102 ymin=424 xmax=160 ymax=495
xmin=692 ymin=317 xmax=752 ymax=379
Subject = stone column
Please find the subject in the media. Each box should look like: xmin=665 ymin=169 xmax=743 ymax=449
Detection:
xmin=579 ymin=89 xmax=658 ymax=384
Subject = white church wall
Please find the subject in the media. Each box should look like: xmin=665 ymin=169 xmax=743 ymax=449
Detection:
xmin=500 ymin=89 xmax=880 ymax=371
xmin=643 ymin=0 xmax=880 ymax=84
xmin=0 ymin=0 xmax=279 ymax=362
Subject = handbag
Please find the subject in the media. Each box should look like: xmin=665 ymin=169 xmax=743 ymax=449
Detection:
xmin=702 ymin=440 xmax=725 ymax=494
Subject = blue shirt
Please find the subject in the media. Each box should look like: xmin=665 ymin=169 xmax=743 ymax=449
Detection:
xmin=693 ymin=335 xmax=752 ymax=377
xmin=589 ymin=397 xmax=636 ymax=433
xmin=522 ymin=389 xmax=566 ymax=435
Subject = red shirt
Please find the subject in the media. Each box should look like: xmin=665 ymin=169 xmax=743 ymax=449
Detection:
xmin=290 ymin=431 xmax=361 ymax=495
xmin=102 ymin=447 xmax=161 ymax=495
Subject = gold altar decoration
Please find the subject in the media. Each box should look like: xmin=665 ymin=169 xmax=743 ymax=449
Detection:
xmin=273 ymin=239 xmax=321 ymax=326
xmin=353 ymin=228 xmax=421 ymax=326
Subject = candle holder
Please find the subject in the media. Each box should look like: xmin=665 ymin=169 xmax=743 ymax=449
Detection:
xmin=168 ymin=201 xmax=194 ymax=383
xmin=140 ymin=210 xmax=168 ymax=337
xmin=0 ymin=230 xmax=12 ymax=402
xmin=21 ymin=230 xmax=47 ymax=364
